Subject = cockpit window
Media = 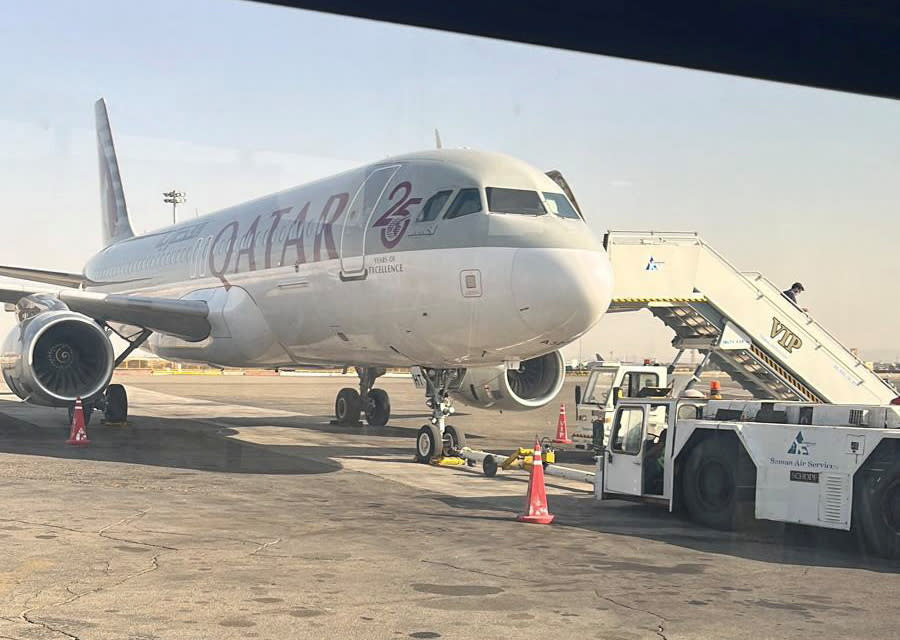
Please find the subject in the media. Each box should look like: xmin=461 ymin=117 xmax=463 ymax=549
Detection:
xmin=444 ymin=188 xmax=482 ymax=220
xmin=542 ymin=192 xmax=581 ymax=219
xmin=418 ymin=190 xmax=453 ymax=222
xmin=486 ymin=188 xmax=546 ymax=215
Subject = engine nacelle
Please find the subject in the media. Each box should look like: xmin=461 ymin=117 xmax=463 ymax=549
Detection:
xmin=451 ymin=351 xmax=565 ymax=411
xmin=1 ymin=296 xmax=114 ymax=407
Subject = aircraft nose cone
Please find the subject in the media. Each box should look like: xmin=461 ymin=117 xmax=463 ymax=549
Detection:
xmin=512 ymin=248 xmax=613 ymax=339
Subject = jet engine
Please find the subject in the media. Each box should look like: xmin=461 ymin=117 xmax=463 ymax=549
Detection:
xmin=451 ymin=351 xmax=565 ymax=411
xmin=1 ymin=296 xmax=114 ymax=406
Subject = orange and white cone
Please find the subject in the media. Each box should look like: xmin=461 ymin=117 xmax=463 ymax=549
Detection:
xmin=517 ymin=438 xmax=555 ymax=525
xmin=66 ymin=398 xmax=90 ymax=446
xmin=552 ymin=403 xmax=572 ymax=444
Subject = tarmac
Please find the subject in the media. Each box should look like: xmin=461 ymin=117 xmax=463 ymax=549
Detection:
xmin=0 ymin=373 xmax=897 ymax=640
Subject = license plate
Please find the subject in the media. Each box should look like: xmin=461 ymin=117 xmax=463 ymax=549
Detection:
xmin=790 ymin=470 xmax=819 ymax=483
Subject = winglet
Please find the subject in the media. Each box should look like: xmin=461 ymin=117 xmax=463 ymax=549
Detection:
xmin=434 ymin=128 xmax=442 ymax=150
xmin=95 ymin=99 xmax=135 ymax=247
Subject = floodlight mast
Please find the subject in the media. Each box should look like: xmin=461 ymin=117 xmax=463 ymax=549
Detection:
xmin=163 ymin=190 xmax=186 ymax=224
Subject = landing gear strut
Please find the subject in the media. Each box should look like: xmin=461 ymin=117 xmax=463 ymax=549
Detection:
xmin=334 ymin=367 xmax=391 ymax=426
xmin=66 ymin=383 xmax=129 ymax=426
xmin=413 ymin=367 xmax=466 ymax=464
xmin=64 ymin=326 xmax=148 ymax=427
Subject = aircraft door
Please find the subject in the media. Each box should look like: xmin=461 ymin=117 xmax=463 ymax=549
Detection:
xmin=604 ymin=405 xmax=647 ymax=496
xmin=339 ymin=164 xmax=401 ymax=279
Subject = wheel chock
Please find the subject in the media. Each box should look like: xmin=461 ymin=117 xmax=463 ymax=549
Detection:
xmin=430 ymin=456 xmax=467 ymax=467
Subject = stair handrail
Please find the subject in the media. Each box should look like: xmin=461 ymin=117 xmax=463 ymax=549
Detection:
xmin=606 ymin=230 xmax=889 ymax=392
xmin=695 ymin=240 xmax=891 ymax=394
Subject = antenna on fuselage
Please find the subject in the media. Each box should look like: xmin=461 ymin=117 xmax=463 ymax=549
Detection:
xmin=434 ymin=129 xmax=443 ymax=149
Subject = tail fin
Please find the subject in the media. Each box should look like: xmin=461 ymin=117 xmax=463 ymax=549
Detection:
xmin=95 ymin=99 xmax=134 ymax=246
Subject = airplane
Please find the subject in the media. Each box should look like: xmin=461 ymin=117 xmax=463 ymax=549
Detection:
xmin=0 ymin=99 xmax=613 ymax=462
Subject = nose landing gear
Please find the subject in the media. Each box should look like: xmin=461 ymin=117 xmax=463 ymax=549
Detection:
xmin=412 ymin=367 xmax=467 ymax=464
xmin=333 ymin=367 xmax=391 ymax=427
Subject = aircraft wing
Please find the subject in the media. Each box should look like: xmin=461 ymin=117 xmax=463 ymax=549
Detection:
xmin=0 ymin=265 xmax=86 ymax=287
xmin=0 ymin=285 xmax=210 ymax=342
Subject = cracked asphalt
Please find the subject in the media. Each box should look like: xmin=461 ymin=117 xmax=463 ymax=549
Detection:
xmin=0 ymin=373 xmax=897 ymax=639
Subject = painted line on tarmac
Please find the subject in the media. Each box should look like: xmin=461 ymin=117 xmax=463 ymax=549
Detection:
xmin=127 ymin=386 xmax=312 ymax=417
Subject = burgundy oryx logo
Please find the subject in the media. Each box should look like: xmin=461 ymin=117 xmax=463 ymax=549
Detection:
xmin=372 ymin=181 xmax=421 ymax=248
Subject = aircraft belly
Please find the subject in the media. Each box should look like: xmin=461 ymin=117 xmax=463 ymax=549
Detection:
xmin=269 ymin=247 xmax=524 ymax=367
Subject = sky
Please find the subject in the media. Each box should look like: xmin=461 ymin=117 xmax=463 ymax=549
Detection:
xmin=0 ymin=0 xmax=898 ymax=363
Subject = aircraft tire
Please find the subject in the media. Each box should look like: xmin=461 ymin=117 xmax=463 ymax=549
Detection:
xmin=415 ymin=424 xmax=441 ymax=463
xmin=443 ymin=425 xmax=466 ymax=455
xmin=104 ymin=384 xmax=128 ymax=423
xmin=855 ymin=462 xmax=900 ymax=560
xmin=364 ymin=388 xmax=391 ymax=427
xmin=335 ymin=388 xmax=362 ymax=424
xmin=682 ymin=436 xmax=754 ymax=530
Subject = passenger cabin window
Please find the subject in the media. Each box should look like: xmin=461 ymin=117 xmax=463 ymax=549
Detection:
xmin=418 ymin=190 xmax=453 ymax=222
xmin=542 ymin=192 xmax=581 ymax=219
xmin=486 ymin=187 xmax=545 ymax=215
xmin=444 ymin=188 xmax=482 ymax=220
xmin=610 ymin=406 xmax=645 ymax=455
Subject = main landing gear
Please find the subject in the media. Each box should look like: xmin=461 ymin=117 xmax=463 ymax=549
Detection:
xmin=413 ymin=367 xmax=467 ymax=464
xmin=334 ymin=367 xmax=391 ymax=427
xmin=64 ymin=325 xmax=149 ymax=427
xmin=66 ymin=384 xmax=129 ymax=426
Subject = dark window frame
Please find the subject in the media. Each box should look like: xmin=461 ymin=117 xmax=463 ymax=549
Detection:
xmin=443 ymin=188 xmax=483 ymax=220
xmin=417 ymin=189 xmax=454 ymax=222
xmin=486 ymin=187 xmax=546 ymax=216
xmin=626 ymin=372 xmax=659 ymax=397
xmin=610 ymin=406 xmax=646 ymax=456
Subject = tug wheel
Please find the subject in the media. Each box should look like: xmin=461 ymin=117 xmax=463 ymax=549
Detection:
xmin=682 ymin=436 xmax=755 ymax=530
xmin=855 ymin=462 xmax=900 ymax=560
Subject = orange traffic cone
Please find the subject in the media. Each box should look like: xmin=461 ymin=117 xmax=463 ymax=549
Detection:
xmin=517 ymin=438 xmax=555 ymax=525
xmin=66 ymin=398 xmax=90 ymax=446
xmin=552 ymin=403 xmax=572 ymax=444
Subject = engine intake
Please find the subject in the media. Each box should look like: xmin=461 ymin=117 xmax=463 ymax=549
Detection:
xmin=2 ymin=305 xmax=114 ymax=407
xmin=451 ymin=351 xmax=565 ymax=412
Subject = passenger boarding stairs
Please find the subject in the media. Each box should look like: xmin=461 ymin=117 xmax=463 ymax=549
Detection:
xmin=605 ymin=231 xmax=896 ymax=404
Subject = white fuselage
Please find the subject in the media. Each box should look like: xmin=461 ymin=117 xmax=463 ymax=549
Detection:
xmin=83 ymin=149 xmax=614 ymax=369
